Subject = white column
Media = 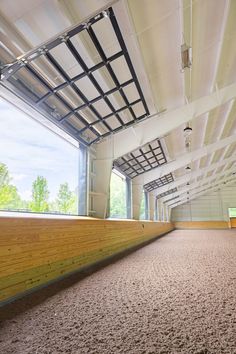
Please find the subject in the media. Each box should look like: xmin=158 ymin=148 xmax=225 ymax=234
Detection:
xmin=149 ymin=192 xmax=155 ymax=221
xmin=93 ymin=157 xmax=113 ymax=219
xmin=132 ymin=176 xmax=143 ymax=220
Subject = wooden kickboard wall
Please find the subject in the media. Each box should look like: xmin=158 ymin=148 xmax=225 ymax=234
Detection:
xmin=174 ymin=221 xmax=229 ymax=229
xmin=0 ymin=217 xmax=174 ymax=304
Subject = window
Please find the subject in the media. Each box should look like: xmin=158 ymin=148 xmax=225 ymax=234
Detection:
xmin=0 ymin=98 xmax=79 ymax=215
xmin=109 ymin=169 xmax=127 ymax=218
xmin=140 ymin=190 xmax=149 ymax=220
xmin=140 ymin=191 xmax=146 ymax=220
xmin=229 ymin=208 xmax=236 ymax=217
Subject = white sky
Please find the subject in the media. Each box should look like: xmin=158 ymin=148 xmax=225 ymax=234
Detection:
xmin=0 ymin=98 xmax=78 ymax=201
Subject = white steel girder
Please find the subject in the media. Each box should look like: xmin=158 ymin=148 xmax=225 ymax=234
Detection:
xmin=162 ymin=164 xmax=236 ymax=203
xmin=153 ymin=155 xmax=236 ymax=197
xmin=131 ymin=133 xmax=236 ymax=186
xmin=96 ymin=83 xmax=236 ymax=161
xmin=168 ymin=173 xmax=236 ymax=208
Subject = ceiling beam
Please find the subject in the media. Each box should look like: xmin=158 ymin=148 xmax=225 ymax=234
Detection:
xmin=169 ymin=174 xmax=236 ymax=208
xmin=96 ymin=82 xmax=236 ymax=160
xmin=152 ymin=155 xmax=236 ymax=197
xmin=132 ymin=133 xmax=236 ymax=186
xmin=162 ymin=165 xmax=236 ymax=203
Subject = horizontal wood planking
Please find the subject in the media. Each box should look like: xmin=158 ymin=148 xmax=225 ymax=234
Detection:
xmin=0 ymin=218 xmax=173 ymax=303
xmin=230 ymin=218 xmax=236 ymax=228
xmin=174 ymin=221 xmax=229 ymax=229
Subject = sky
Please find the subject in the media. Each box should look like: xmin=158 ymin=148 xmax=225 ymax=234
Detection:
xmin=0 ymin=98 xmax=79 ymax=201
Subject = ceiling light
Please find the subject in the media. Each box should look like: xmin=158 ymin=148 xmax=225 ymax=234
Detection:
xmin=185 ymin=166 xmax=191 ymax=172
xmin=184 ymin=126 xmax=192 ymax=137
xmin=186 ymin=182 xmax=190 ymax=186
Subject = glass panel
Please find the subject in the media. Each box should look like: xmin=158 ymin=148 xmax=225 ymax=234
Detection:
xmin=8 ymin=67 xmax=48 ymax=101
xmin=92 ymin=66 xmax=115 ymax=93
xmin=43 ymin=96 xmax=70 ymax=120
xmin=107 ymin=91 xmax=126 ymax=110
xmin=229 ymin=208 xmax=236 ymax=217
xmin=0 ymin=98 xmax=78 ymax=215
xmin=92 ymin=99 xmax=112 ymax=117
xmin=110 ymin=56 xmax=132 ymax=84
xmin=80 ymin=129 xmax=98 ymax=143
xmin=50 ymin=43 xmax=83 ymax=78
xmin=122 ymin=82 xmax=139 ymax=103
xmin=30 ymin=56 xmax=65 ymax=87
xmin=118 ymin=108 xmax=134 ymax=124
xmin=66 ymin=114 xmax=86 ymax=131
xmin=132 ymin=101 xmax=146 ymax=117
xmin=75 ymin=76 xmax=100 ymax=101
xmin=58 ymin=86 xmax=84 ymax=109
xmin=105 ymin=115 xmax=121 ymax=130
xmin=79 ymin=107 xmax=98 ymax=124
xmin=92 ymin=16 xmax=121 ymax=58
xmin=93 ymin=121 xmax=110 ymax=135
xmin=109 ymin=169 xmax=127 ymax=219
xmin=71 ymin=30 xmax=102 ymax=68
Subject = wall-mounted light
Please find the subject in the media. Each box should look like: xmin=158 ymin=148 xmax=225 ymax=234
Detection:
xmin=181 ymin=44 xmax=192 ymax=69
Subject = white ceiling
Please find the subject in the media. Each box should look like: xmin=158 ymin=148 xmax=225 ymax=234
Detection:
xmin=1 ymin=0 xmax=236 ymax=208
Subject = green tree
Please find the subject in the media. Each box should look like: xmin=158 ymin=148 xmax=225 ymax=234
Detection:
xmin=109 ymin=172 xmax=127 ymax=218
xmin=56 ymin=182 xmax=77 ymax=214
xmin=139 ymin=192 xmax=146 ymax=220
xmin=0 ymin=162 xmax=22 ymax=209
xmin=29 ymin=176 xmax=49 ymax=212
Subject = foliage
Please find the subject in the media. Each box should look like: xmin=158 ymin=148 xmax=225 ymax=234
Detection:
xmin=109 ymin=172 xmax=127 ymax=218
xmin=139 ymin=192 xmax=146 ymax=220
xmin=229 ymin=208 xmax=236 ymax=217
xmin=29 ymin=176 xmax=49 ymax=212
xmin=56 ymin=182 xmax=77 ymax=214
xmin=0 ymin=162 xmax=22 ymax=209
xmin=0 ymin=162 xmax=78 ymax=215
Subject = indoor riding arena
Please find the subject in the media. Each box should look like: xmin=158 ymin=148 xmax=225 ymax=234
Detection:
xmin=0 ymin=1 xmax=236 ymax=354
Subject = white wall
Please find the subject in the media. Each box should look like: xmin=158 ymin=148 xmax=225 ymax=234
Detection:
xmin=171 ymin=184 xmax=236 ymax=221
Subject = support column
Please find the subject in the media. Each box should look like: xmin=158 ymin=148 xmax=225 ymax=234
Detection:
xmin=157 ymin=200 xmax=162 ymax=221
xmin=93 ymin=157 xmax=113 ymax=219
xmin=132 ymin=176 xmax=143 ymax=220
xmin=149 ymin=192 xmax=155 ymax=221
xmin=126 ymin=178 xmax=132 ymax=219
xmin=145 ymin=192 xmax=149 ymax=220
xmin=78 ymin=145 xmax=88 ymax=216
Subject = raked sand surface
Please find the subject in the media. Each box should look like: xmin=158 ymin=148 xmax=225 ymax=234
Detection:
xmin=1 ymin=229 xmax=236 ymax=354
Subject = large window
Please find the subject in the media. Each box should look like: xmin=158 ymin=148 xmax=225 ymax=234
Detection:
xmin=109 ymin=169 xmax=127 ymax=218
xmin=140 ymin=190 xmax=149 ymax=220
xmin=0 ymin=98 xmax=79 ymax=215
xmin=229 ymin=208 xmax=236 ymax=217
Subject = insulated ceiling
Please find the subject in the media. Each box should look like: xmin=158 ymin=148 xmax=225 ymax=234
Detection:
xmin=0 ymin=7 xmax=149 ymax=146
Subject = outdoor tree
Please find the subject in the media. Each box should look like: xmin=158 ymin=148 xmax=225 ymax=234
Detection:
xmin=29 ymin=176 xmax=49 ymax=212
xmin=0 ymin=162 xmax=22 ymax=209
xmin=56 ymin=182 xmax=77 ymax=214
xmin=109 ymin=172 xmax=127 ymax=218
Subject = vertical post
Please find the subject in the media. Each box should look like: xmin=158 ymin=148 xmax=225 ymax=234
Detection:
xmin=93 ymin=157 xmax=113 ymax=219
xmin=78 ymin=145 xmax=88 ymax=216
xmin=145 ymin=191 xmax=149 ymax=220
xmin=149 ymin=192 xmax=155 ymax=221
xmin=154 ymin=197 xmax=158 ymax=221
xmin=126 ymin=177 xmax=132 ymax=219
xmin=132 ymin=176 xmax=143 ymax=220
